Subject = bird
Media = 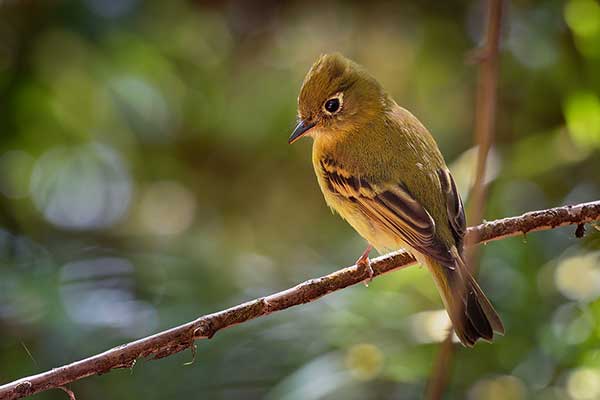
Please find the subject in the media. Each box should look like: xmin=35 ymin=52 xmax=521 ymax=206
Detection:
xmin=288 ymin=53 xmax=504 ymax=346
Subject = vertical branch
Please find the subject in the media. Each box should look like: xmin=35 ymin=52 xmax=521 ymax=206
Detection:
xmin=425 ymin=1 xmax=504 ymax=399
xmin=467 ymin=0 xmax=504 ymax=256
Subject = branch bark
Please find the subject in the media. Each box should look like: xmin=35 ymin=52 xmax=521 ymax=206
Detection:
xmin=1 ymin=200 xmax=600 ymax=400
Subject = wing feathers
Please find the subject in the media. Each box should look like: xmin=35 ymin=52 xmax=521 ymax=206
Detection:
xmin=320 ymin=157 xmax=505 ymax=344
xmin=437 ymin=168 xmax=466 ymax=246
xmin=320 ymin=157 xmax=454 ymax=267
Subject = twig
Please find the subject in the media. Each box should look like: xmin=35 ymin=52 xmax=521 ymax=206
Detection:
xmin=426 ymin=1 xmax=504 ymax=398
xmin=58 ymin=387 xmax=76 ymax=400
xmin=1 ymin=201 xmax=599 ymax=400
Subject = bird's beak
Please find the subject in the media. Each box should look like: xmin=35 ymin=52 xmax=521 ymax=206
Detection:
xmin=288 ymin=119 xmax=316 ymax=144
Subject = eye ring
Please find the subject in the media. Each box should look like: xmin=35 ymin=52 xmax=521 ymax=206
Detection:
xmin=323 ymin=92 xmax=343 ymax=115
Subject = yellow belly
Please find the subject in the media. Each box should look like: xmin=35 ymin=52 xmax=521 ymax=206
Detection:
xmin=320 ymin=184 xmax=406 ymax=254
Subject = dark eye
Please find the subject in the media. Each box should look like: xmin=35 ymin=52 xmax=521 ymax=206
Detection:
xmin=324 ymin=98 xmax=340 ymax=114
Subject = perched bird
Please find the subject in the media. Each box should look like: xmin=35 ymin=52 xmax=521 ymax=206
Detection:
xmin=288 ymin=53 xmax=504 ymax=346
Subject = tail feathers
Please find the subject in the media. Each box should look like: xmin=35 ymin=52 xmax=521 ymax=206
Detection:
xmin=465 ymin=270 xmax=505 ymax=335
xmin=426 ymin=257 xmax=504 ymax=347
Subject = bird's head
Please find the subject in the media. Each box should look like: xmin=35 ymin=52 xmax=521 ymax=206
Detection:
xmin=288 ymin=53 xmax=386 ymax=144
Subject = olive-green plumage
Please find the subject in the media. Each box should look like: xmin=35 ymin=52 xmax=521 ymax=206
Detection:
xmin=289 ymin=53 xmax=504 ymax=346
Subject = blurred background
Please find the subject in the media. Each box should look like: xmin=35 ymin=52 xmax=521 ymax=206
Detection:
xmin=1 ymin=0 xmax=600 ymax=399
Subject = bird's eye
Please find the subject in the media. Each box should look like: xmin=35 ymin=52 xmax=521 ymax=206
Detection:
xmin=323 ymin=93 xmax=343 ymax=115
xmin=324 ymin=98 xmax=340 ymax=113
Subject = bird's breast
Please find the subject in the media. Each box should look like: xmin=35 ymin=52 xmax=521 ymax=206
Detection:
xmin=311 ymin=153 xmax=402 ymax=253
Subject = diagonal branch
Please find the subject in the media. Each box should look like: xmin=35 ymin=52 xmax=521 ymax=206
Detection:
xmin=1 ymin=200 xmax=600 ymax=400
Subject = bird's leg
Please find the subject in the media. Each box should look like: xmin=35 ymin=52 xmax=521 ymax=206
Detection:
xmin=356 ymin=244 xmax=374 ymax=286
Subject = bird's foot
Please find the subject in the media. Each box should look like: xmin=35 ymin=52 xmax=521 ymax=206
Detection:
xmin=356 ymin=245 xmax=374 ymax=287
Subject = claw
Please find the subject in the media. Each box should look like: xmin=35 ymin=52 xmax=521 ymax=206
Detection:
xmin=356 ymin=245 xmax=374 ymax=286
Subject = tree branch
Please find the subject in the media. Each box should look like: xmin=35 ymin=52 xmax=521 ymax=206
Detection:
xmin=1 ymin=201 xmax=600 ymax=400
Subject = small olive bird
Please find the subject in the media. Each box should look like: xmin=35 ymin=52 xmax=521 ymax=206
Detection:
xmin=288 ymin=53 xmax=504 ymax=346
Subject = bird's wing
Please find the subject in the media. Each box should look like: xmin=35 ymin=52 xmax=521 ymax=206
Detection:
xmin=319 ymin=158 xmax=455 ymax=268
xmin=437 ymin=168 xmax=467 ymax=249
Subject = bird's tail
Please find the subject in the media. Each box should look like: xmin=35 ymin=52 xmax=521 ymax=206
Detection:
xmin=425 ymin=256 xmax=504 ymax=347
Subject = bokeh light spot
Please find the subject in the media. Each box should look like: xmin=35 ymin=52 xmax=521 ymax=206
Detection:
xmin=563 ymin=91 xmax=600 ymax=148
xmin=30 ymin=143 xmax=132 ymax=230
xmin=60 ymin=257 xmax=158 ymax=336
xmin=507 ymin=8 xmax=558 ymax=69
xmin=109 ymin=76 xmax=174 ymax=142
xmin=567 ymin=368 xmax=600 ymax=400
xmin=555 ymin=252 xmax=600 ymax=301
xmin=565 ymin=0 xmax=600 ymax=57
xmin=344 ymin=343 xmax=384 ymax=381
xmin=565 ymin=0 xmax=600 ymax=37
xmin=409 ymin=309 xmax=452 ymax=343
xmin=139 ymin=181 xmax=197 ymax=235
xmin=469 ymin=375 xmax=527 ymax=400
